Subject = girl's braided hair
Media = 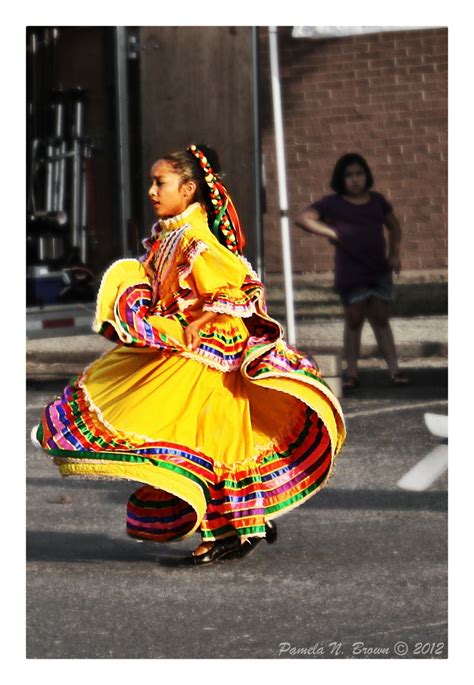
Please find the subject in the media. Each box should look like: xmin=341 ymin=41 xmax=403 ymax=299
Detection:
xmin=162 ymin=144 xmax=246 ymax=255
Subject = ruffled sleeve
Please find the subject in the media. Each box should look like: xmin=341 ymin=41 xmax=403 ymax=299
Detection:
xmin=178 ymin=231 xmax=257 ymax=318
xmin=92 ymin=258 xmax=186 ymax=351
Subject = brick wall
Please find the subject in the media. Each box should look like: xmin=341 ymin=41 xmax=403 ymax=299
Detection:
xmin=259 ymin=27 xmax=448 ymax=275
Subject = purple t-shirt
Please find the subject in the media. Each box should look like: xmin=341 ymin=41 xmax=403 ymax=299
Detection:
xmin=311 ymin=191 xmax=393 ymax=292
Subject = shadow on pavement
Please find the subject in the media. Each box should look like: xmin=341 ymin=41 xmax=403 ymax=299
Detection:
xmin=27 ymin=378 xmax=76 ymax=391
xmin=342 ymin=366 xmax=447 ymax=402
xmin=26 ymin=529 xmax=191 ymax=565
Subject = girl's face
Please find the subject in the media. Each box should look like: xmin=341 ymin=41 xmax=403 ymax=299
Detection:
xmin=343 ymin=163 xmax=367 ymax=196
xmin=148 ymin=160 xmax=196 ymax=219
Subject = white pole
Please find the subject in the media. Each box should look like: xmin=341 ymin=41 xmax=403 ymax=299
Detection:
xmin=268 ymin=26 xmax=296 ymax=346
xmin=114 ymin=27 xmax=132 ymax=258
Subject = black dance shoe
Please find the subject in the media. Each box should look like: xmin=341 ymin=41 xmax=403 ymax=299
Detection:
xmin=239 ymin=520 xmax=278 ymax=558
xmin=191 ymin=535 xmax=242 ymax=565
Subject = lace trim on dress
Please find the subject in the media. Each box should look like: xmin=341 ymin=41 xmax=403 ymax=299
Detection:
xmin=238 ymin=254 xmax=260 ymax=280
xmin=78 ymin=365 xmax=167 ymax=446
xmin=91 ymin=258 xmax=145 ymax=334
xmin=202 ymin=298 xmax=257 ymax=318
xmin=157 ymin=202 xmax=203 ymax=231
xmin=181 ymin=347 xmax=243 ymax=373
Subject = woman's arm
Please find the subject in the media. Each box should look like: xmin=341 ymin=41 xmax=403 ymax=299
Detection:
xmin=294 ymin=207 xmax=339 ymax=242
xmin=384 ymin=211 xmax=402 ymax=274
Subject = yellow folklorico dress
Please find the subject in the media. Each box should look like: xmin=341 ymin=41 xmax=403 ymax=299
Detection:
xmin=32 ymin=202 xmax=346 ymax=543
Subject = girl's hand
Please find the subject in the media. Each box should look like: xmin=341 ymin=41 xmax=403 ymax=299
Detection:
xmin=184 ymin=321 xmax=202 ymax=351
xmin=389 ymin=254 xmax=401 ymax=274
xmin=184 ymin=310 xmax=222 ymax=351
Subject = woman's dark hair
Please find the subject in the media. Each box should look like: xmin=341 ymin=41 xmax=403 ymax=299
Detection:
xmin=161 ymin=144 xmax=224 ymax=239
xmin=330 ymin=153 xmax=374 ymax=194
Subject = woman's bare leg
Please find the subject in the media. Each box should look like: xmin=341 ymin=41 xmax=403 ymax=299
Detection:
xmin=366 ymin=297 xmax=399 ymax=375
xmin=343 ymin=301 xmax=367 ymax=378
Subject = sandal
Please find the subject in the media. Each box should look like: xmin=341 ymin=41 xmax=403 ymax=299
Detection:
xmin=391 ymin=371 xmax=411 ymax=386
xmin=191 ymin=535 xmax=241 ymax=565
xmin=342 ymin=375 xmax=360 ymax=390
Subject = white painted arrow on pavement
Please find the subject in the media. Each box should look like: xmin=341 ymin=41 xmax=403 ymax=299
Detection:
xmin=396 ymin=444 xmax=448 ymax=491
xmin=396 ymin=413 xmax=448 ymax=491
xmin=424 ymin=412 xmax=448 ymax=438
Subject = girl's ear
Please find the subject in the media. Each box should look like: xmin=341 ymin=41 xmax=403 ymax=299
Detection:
xmin=182 ymin=180 xmax=197 ymax=200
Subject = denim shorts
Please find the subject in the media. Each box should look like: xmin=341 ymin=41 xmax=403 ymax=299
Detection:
xmin=338 ymin=272 xmax=393 ymax=306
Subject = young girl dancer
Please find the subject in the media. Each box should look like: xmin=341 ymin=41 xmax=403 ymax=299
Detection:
xmin=32 ymin=144 xmax=345 ymax=565
xmin=295 ymin=153 xmax=410 ymax=390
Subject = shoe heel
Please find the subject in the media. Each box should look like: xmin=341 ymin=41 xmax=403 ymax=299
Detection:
xmin=265 ymin=520 xmax=277 ymax=545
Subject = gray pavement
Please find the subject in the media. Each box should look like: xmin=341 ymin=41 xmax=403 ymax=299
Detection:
xmin=26 ymin=365 xmax=448 ymax=659
xmin=295 ymin=316 xmax=447 ymax=357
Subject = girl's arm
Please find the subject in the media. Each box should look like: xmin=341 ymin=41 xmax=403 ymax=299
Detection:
xmin=384 ymin=211 xmax=402 ymax=274
xmin=294 ymin=207 xmax=339 ymax=242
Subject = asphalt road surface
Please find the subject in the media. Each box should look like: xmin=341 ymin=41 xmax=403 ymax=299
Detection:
xmin=26 ymin=366 xmax=448 ymax=659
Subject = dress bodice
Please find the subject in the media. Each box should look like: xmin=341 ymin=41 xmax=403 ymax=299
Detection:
xmin=141 ymin=202 xmax=258 ymax=324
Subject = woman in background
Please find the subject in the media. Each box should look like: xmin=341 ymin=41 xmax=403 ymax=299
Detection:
xmin=296 ymin=153 xmax=410 ymax=390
